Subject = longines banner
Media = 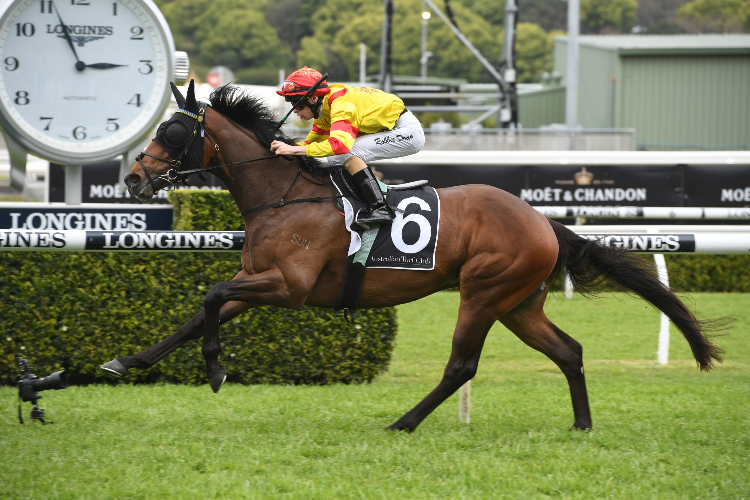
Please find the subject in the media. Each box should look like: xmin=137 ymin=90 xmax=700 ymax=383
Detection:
xmin=0 ymin=204 xmax=174 ymax=230
xmin=0 ymin=231 xmax=246 ymax=251
xmin=1 ymin=230 xmax=747 ymax=254
xmin=373 ymin=163 xmax=750 ymax=208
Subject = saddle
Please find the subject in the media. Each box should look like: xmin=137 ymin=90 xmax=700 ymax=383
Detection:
xmin=330 ymin=168 xmax=430 ymax=321
xmin=332 ymin=168 xmax=428 ymax=219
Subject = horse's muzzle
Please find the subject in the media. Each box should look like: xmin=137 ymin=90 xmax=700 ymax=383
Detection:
xmin=125 ymin=173 xmax=141 ymax=190
xmin=124 ymin=172 xmax=153 ymax=200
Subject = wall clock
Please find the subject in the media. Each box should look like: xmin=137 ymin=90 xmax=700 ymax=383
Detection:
xmin=0 ymin=0 xmax=188 ymax=193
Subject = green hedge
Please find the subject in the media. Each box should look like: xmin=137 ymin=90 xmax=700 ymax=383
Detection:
xmin=170 ymin=190 xmax=244 ymax=231
xmin=0 ymin=190 xmax=397 ymax=386
xmin=663 ymin=255 xmax=750 ymax=293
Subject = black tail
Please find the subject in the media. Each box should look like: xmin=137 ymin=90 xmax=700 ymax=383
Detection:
xmin=549 ymin=220 xmax=727 ymax=371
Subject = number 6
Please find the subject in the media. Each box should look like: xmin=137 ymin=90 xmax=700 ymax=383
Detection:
xmin=391 ymin=197 xmax=432 ymax=254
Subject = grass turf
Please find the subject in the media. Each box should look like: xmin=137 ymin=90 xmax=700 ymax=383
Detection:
xmin=1 ymin=292 xmax=748 ymax=499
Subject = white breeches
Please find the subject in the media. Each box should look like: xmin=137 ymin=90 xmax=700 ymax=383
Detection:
xmin=326 ymin=110 xmax=425 ymax=167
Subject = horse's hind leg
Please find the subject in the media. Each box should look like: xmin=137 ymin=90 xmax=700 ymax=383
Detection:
xmin=499 ymin=290 xmax=592 ymax=430
xmin=387 ymin=303 xmax=496 ymax=432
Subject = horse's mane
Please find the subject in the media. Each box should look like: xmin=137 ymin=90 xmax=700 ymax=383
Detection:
xmin=207 ymin=85 xmax=328 ymax=178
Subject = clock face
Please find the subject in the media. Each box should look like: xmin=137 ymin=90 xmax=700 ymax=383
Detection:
xmin=0 ymin=0 xmax=172 ymax=162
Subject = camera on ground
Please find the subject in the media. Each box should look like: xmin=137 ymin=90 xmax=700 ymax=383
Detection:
xmin=17 ymin=356 xmax=69 ymax=424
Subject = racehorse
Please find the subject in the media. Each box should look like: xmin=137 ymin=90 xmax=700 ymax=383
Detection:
xmin=102 ymin=82 xmax=725 ymax=432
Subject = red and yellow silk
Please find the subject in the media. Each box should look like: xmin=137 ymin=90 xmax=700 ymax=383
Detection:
xmin=302 ymin=84 xmax=405 ymax=157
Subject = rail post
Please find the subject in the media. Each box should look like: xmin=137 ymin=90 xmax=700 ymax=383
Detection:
xmin=459 ymin=381 xmax=470 ymax=423
xmin=653 ymin=253 xmax=670 ymax=365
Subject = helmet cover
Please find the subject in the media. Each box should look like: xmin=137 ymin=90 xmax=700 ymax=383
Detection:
xmin=276 ymin=66 xmax=329 ymax=97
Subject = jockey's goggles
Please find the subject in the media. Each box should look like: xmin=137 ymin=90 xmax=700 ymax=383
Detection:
xmin=279 ymin=80 xmax=329 ymax=97
xmin=286 ymin=95 xmax=311 ymax=110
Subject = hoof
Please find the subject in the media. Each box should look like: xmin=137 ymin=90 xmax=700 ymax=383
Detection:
xmin=101 ymin=359 xmax=129 ymax=378
xmin=385 ymin=422 xmax=415 ymax=433
xmin=569 ymin=423 xmax=592 ymax=432
xmin=208 ymin=366 xmax=227 ymax=394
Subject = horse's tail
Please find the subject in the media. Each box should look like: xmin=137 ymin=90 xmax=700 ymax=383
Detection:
xmin=548 ymin=219 xmax=728 ymax=371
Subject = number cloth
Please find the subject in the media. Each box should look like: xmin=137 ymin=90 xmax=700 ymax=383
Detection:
xmin=331 ymin=168 xmax=440 ymax=269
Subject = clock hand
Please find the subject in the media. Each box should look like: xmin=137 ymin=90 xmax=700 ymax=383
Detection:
xmin=82 ymin=63 xmax=129 ymax=70
xmin=51 ymin=2 xmax=81 ymax=66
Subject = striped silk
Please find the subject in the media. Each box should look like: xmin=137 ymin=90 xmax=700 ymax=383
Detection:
xmin=303 ymin=84 xmax=405 ymax=158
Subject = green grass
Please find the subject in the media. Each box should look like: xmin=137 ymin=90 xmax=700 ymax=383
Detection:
xmin=1 ymin=293 xmax=749 ymax=499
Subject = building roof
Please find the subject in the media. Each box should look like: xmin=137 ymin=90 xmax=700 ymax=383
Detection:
xmin=555 ymin=34 xmax=750 ymax=55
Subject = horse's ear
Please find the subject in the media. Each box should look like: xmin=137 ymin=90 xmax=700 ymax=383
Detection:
xmin=170 ymin=82 xmax=186 ymax=108
xmin=184 ymin=79 xmax=199 ymax=114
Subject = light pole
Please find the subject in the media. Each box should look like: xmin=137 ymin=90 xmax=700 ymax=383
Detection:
xmin=421 ymin=7 xmax=432 ymax=81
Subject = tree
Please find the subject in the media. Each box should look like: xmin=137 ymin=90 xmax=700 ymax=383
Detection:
xmin=297 ymin=0 xmax=380 ymax=80
xmin=512 ymin=22 xmax=556 ymax=83
xmin=389 ymin=0 xmax=499 ymax=82
xmin=158 ymin=0 xmax=566 ymax=85
xmin=162 ymin=0 xmax=213 ymax=48
xmin=580 ymin=0 xmax=639 ymax=33
xmin=161 ymin=0 xmax=292 ymax=84
xmin=519 ymin=0 xmax=568 ymax=31
xmin=678 ymin=0 xmax=750 ymax=32
xmin=266 ymin=0 xmax=305 ymax=53
xmin=331 ymin=14 xmax=385 ymax=80
xmin=459 ymin=0 xmax=507 ymax=26
xmin=296 ymin=36 xmax=330 ymax=72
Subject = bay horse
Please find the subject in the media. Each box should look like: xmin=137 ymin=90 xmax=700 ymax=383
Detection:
xmin=104 ymin=82 xmax=724 ymax=432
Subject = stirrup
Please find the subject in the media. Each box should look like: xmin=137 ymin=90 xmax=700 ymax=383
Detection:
xmin=355 ymin=205 xmax=395 ymax=229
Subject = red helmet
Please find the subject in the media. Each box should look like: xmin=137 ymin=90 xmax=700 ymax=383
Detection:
xmin=276 ymin=66 xmax=329 ymax=97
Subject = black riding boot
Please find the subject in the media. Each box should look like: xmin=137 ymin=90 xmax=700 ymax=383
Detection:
xmin=352 ymin=167 xmax=395 ymax=227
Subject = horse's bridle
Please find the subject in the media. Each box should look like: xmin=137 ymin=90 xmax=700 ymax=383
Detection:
xmin=135 ymin=103 xmax=222 ymax=196
xmin=135 ymin=103 xmax=341 ymax=215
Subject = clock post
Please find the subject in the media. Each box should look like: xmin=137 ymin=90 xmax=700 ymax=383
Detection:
xmin=64 ymin=165 xmax=82 ymax=204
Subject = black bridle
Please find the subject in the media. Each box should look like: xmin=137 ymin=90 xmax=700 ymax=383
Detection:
xmin=135 ymin=103 xmax=341 ymax=216
xmin=135 ymin=103 xmax=223 ymax=196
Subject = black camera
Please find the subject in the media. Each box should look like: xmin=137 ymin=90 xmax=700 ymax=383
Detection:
xmin=17 ymin=356 xmax=69 ymax=424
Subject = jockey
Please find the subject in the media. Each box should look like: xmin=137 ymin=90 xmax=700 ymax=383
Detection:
xmin=271 ymin=66 xmax=425 ymax=227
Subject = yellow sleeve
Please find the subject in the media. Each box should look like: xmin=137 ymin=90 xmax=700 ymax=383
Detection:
xmin=305 ymin=100 xmax=358 ymax=157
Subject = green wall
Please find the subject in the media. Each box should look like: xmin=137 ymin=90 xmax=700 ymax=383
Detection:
xmin=580 ymin=46 xmax=618 ymax=129
xmin=554 ymin=38 xmax=750 ymax=150
xmin=619 ymin=55 xmax=750 ymax=150
xmin=518 ymin=85 xmax=566 ymax=128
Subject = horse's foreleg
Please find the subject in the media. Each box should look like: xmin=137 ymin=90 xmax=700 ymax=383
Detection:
xmin=102 ymin=269 xmax=255 ymax=378
xmin=201 ymin=268 xmax=293 ymax=392
xmin=387 ymin=303 xmax=495 ymax=432
xmin=110 ymin=300 xmax=253 ymax=373
xmin=499 ymin=295 xmax=592 ymax=430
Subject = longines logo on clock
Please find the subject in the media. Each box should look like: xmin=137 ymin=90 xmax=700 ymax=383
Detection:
xmin=47 ymin=24 xmax=114 ymax=37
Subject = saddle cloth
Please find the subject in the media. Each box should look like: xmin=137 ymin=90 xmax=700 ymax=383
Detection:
xmin=330 ymin=169 xmax=441 ymax=271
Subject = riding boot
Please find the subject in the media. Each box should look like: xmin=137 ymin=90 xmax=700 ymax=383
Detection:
xmin=351 ymin=166 xmax=395 ymax=227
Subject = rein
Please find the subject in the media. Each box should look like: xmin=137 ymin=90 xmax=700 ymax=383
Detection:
xmin=240 ymin=164 xmax=341 ymax=217
xmin=138 ymin=104 xmax=341 ymax=217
